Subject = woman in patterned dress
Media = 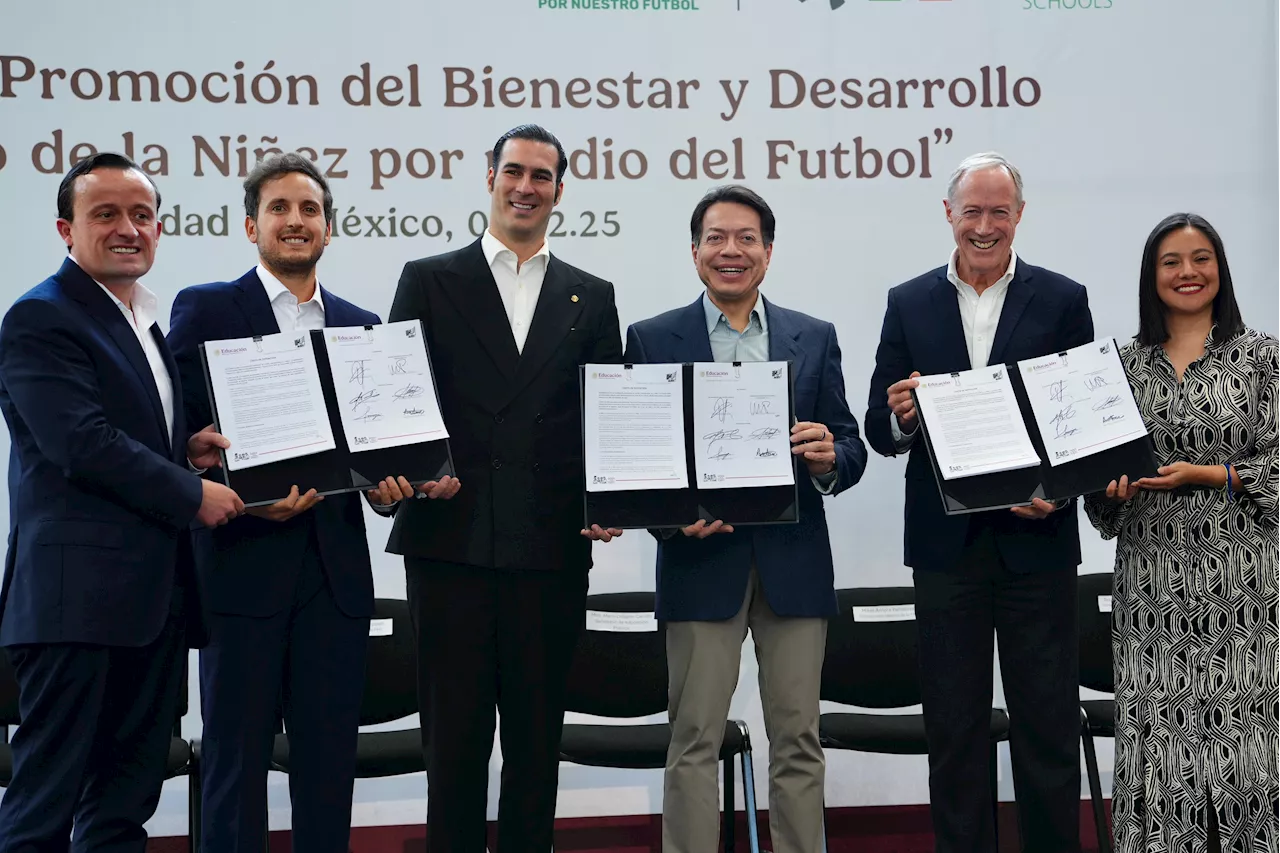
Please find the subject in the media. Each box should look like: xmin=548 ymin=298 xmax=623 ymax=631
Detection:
xmin=1086 ymin=213 xmax=1277 ymax=852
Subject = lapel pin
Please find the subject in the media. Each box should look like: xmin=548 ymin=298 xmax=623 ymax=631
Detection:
xmin=571 ymin=294 xmax=579 ymax=303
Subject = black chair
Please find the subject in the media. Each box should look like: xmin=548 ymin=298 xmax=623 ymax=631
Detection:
xmin=818 ymin=587 xmax=1010 ymax=839
xmin=558 ymin=591 xmax=761 ymax=853
xmin=1077 ymin=571 xmax=1116 ymax=853
xmin=0 ymin=651 xmax=196 ymax=841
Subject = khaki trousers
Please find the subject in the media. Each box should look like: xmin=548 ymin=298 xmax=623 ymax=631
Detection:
xmin=663 ymin=568 xmax=828 ymax=853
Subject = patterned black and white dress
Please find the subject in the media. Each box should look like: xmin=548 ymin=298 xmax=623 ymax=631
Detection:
xmin=1085 ymin=328 xmax=1278 ymax=852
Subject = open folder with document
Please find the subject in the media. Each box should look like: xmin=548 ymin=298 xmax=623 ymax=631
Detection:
xmin=579 ymin=361 xmax=799 ymax=529
xmin=910 ymin=338 xmax=1158 ymax=514
xmin=199 ymin=319 xmax=454 ymax=506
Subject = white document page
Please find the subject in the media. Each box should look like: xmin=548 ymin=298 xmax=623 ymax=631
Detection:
xmin=204 ymin=332 xmax=336 ymax=471
xmin=583 ymin=363 xmax=688 ymax=492
xmin=324 ymin=320 xmax=449 ymax=452
xmin=692 ymin=361 xmax=795 ymax=490
xmin=1017 ymin=338 xmax=1147 ymax=466
xmin=913 ymin=367 xmax=1041 ymax=480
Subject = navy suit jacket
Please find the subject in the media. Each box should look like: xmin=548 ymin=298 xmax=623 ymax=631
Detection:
xmin=167 ymin=269 xmax=378 ymax=619
xmin=625 ymin=295 xmax=867 ymax=622
xmin=0 ymin=258 xmax=205 ymax=647
xmin=864 ymin=258 xmax=1094 ymax=574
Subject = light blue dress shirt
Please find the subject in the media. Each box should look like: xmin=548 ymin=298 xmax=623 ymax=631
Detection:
xmin=701 ymin=292 xmax=837 ymax=493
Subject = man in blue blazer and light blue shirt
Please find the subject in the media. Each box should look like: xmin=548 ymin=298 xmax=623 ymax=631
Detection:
xmin=866 ymin=153 xmax=1092 ymax=853
xmin=624 ymin=186 xmax=867 ymax=853
xmin=167 ymin=154 xmax=459 ymax=853
xmin=0 ymin=153 xmax=243 ymax=853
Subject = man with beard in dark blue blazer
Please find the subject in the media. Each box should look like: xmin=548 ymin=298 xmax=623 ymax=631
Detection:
xmin=168 ymin=153 xmax=458 ymax=853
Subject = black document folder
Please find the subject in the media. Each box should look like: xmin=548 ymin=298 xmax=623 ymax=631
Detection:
xmin=581 ymin=363 xmax=800 ymax=529
xmin=199 ymin=323 xmax=454 ymax=507
xmin=911 ymin=363 xmax=1158 ymax=515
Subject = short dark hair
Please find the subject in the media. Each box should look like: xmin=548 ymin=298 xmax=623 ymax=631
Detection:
xmin=1136 ymin=212 xmax=1244 ymax=347
xmin=243 ymin=153 xmax=335 ymax=224
xmin=492 ymin=124 xmax=568 ymax=185
xmin=690 ymin=185 xmax=776 ymax=247
xmin=56 ymin=152 xmax=160 ymax=222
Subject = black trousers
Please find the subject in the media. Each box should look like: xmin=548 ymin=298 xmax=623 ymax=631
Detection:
xmin=405 ymin=559 xmax=588 ymax=853
xmin=0 ymin=612 xmax=185 ymax=853
xmin=914 ymin=526 xmax=1081 ymax=853
xmin=199 ymin=537 xmax=368 ymax=853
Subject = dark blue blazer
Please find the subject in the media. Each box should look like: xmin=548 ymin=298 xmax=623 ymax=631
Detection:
xmin=864 ymin=258 xmax=1094 ymax=574
xmin=167 ymin=269 xmax=378 ymax=619
xmin=624 ymin=296 xmax=867 ymax=622
xmin=0 ymin=259 xmax=204 ymax=647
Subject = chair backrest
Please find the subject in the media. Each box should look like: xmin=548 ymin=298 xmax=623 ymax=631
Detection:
xmin=564 ymin=591 xmax=667 ymax=719
xmin=1076 ymin=572 xmax=1115 ymax=693
xmin=360 ymin=598 xmax=420 ymax=726
xmin=821 ymin=587 xmax=922 ymax=709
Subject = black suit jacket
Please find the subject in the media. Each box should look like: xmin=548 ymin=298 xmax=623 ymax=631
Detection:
xmin=386 ymin=239 xmax=623 ymax=573
xmin=864 ymin=258 xmax=1094 ymax=574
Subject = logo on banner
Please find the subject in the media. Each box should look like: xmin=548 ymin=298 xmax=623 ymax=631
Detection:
xmin=535 ymin=0 xmax=702 ymax=11
xmin=1023 ymin=0 xmax=1113 ymax=9
xmin=793 ymin=0 xmax=955 ymax=9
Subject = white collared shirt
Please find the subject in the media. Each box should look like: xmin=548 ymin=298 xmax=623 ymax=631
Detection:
xmin=481 ymin=229 xmax=549 ymax=353
xmin=75 ymin=256 xmax=175 ymax=441
xmin=257 ymin=264 xmax=326 ymax=332
xmin=946 ymin=248 xmax=1018 ymax=371
xmin=891 ymin=249 xmax=1019 ymax=448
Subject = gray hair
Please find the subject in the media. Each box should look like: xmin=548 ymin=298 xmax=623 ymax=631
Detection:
xmin=946 ymin=152 xmax=1024 ymax=207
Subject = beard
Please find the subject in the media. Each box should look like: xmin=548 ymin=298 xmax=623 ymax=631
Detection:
xmin=259 ymin=240 xmax=324 ymax=277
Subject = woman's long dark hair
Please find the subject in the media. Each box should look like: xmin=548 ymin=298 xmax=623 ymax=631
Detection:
xmin=1136 ymin=213 xmax=1244 ymax=346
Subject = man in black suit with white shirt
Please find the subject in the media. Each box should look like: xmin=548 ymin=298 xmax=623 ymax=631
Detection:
xmin=386 ymin=124 xmax=623 ymax=853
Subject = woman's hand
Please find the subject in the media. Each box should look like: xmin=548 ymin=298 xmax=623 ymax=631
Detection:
xmin=1104 ymin=474 xmax=1140 ymax=502
xmin=1135 ymin=462 xmax=1218 ymax=491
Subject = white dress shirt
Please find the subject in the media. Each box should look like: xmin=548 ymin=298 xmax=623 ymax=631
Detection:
xmin=257 ymin=263 xmax=326 ymax=332
xmin=892 ymin=249 xmax=1019 ymax=449
xmin=77 ymin=258 xmax=175 ymax=441
xmin=948 ymin=248 xmax=1017 ymax=371
xmin=481 ymin=229 xmax=549 ymax=352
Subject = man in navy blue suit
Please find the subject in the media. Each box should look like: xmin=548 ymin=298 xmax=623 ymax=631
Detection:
xmin=866 ymin=153 xmax=1092 ymax=853
xmin=625 ymin=186 xmax=867 ymax=853
xmin=167 ymin=153 xmax=459 ymax=853
xmin=0 ymin=152 xmax=243 ymax=853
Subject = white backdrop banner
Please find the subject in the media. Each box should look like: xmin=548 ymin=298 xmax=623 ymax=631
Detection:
xmin=1 ymin=0 xmax=1276 ymax=834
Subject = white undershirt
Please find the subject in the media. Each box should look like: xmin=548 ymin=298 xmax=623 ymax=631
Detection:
xmin=946 ymin=248 xmax=1018 ymax=371
xmin=892 ymin=249 xmax=1019 ymax=448
xmin=481 ymin=230 xmax=549 ymax=353
xmin=75 ymin=257 xmax=175 ymax=440
xmin=257 ymin=263 xmax=326 ymax=332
